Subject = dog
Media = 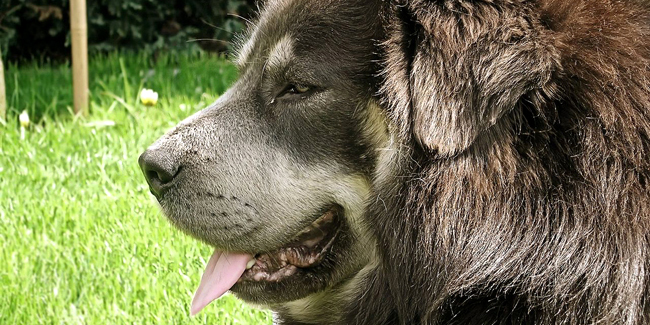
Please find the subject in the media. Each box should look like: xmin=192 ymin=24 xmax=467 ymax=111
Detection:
xmin=140 ymin=0 xmax=650 ymax=324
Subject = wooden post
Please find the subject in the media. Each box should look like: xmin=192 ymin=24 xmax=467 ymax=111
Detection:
xmin=0 ymin=53 xmax=6 ymax=121
xmin=70 ymin=0 xmax=89 ymax=116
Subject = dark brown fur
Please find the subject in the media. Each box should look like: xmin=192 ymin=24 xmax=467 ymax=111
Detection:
xmin=348 ymin=0 xmax=650 ymax=324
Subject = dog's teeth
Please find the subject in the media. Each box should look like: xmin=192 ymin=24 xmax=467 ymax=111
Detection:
xmin=246 ymin=259 xmax=256 ymax=270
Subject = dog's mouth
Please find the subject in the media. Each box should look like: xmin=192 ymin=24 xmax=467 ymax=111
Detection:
xmin=239 ymin=206 xmax=341 ymax=282
xmin=190 ymin=206 xmax=341 ymax=315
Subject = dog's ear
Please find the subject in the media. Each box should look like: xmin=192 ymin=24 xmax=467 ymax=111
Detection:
xmin=381 ymin=1 xmax=559 ymax=156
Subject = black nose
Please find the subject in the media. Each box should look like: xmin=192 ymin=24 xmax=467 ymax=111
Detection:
xmin=138 ymin=148 xmax=179 ymax=197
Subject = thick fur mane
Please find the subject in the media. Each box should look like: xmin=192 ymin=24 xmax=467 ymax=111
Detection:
xmin=348 ymin=0 xmax=650 ymax=324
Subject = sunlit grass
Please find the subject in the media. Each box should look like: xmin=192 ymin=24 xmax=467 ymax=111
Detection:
xmin=0 ymin=52 xmax=273 ymax=324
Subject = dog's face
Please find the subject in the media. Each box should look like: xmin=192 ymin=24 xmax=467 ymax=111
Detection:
xmin=139 ymin=0 xmax=385 ymax=313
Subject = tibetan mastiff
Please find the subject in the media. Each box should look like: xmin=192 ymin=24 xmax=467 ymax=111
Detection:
xmin=140 ymin=0 xmax=650 ymax=324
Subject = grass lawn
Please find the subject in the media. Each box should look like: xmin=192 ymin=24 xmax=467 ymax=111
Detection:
xmin=0 ymin=52 xmax=273 ymax=324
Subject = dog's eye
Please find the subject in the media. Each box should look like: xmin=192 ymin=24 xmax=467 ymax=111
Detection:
xmin=278 ymin=84 xmax=311 ymax=98
xmin=291 ymin=84 xmax=311 ymax=93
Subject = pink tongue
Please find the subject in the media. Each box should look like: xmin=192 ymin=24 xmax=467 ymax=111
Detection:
xmin=191 ymin=249 xmax=252 ymax=315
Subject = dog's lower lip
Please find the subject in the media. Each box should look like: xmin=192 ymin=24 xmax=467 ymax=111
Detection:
xmin=238 ymin=206 xmax=341 ymax=283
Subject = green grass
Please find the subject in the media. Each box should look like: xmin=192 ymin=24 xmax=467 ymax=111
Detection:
xmin=0 ymin=52 xmax=273 ymax=324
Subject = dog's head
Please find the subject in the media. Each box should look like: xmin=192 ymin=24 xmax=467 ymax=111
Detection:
xmin=139 ymin=0 xmax=386 ymax=315
xmin=139 ymin=0 xmax=566 ymax=318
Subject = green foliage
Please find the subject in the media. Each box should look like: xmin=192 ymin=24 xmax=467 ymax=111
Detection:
xmin=0 ymin=0 xmax=255 ymax=61
xmin=0 ymin=52 xmax=272 ymax=324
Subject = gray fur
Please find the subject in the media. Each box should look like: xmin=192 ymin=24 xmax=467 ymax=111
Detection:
xmin=140 ymin=0 xmax=384 ymax=322
xmin=141 ymin=0 xmax=650 ymax=324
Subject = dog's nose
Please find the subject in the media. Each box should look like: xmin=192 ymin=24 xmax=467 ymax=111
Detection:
xmin=138 ymin=148 xmax=179 ymax=197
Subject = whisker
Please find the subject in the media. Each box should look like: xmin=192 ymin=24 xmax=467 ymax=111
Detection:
xmin=200 ymin=19 xmax=236 ymax=35
xmin=186 ymin=39 xmax=232 ymax=45
xmin=228 ymin=13 xmax=255 ymax=26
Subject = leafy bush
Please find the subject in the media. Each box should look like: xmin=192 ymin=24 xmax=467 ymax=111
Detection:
xmin=0 ymin=0 xmax=256 ymax=62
